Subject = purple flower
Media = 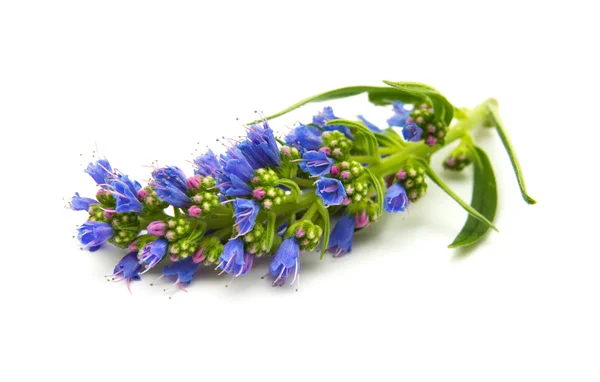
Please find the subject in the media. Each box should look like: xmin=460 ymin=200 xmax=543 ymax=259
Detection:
xmin=285 ymin=123 xmax=323 ymax=151
xmin=269 ymin=237 xmax=300 ymax=286
xmin=84 ymin=159 xmax=112 ymax=185
xmin=233 ymin=199 xmax=260 ymax=235
xmin=111 ymin=175 xmax=143 ymax=212
xmin=217 ymin=147 xmax=254 ymax=196
xmin=384 ymin=183 xmax=409 ymax=213
xmin=194 ymin=149 xmax=221 ymax=176
xmin=112 ymin=252 xmax=142 ymax=292
xmin=298 ymin=150 xmax=333 ymax=177
xmin=139 ymin=238 xmax=169 ymax=269
xmin=239 ymin=122 xmax=281 ymax=169
xmin=217 ymin=238 xmax=253 ymax=277
xmin=77 ymin=221 xmax=114 ymax=251
xmin=387 ymin=101 xmax=410 ymax=127
xmin=152 ymin=166 xmax=188 ymax=193
xmin=327 ymin=215 xmax=355 ymax=257
xmin=315 ymin=178 xmax=347 ymax=206
xmin=70 ymin=192 xmax=98 ymax=211
xmin=313 ymin=106 xmax=353 ymax=139
xmin=357 ymin=115 xmax=382 ymax=133
xmin=162 ymin=257 xmax=200 ymax=284
xmin=402 ymin=122 xmax=423 ymax=142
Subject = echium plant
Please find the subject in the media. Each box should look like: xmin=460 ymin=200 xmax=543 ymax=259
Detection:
xmin=71 ymin=81 xmax=535 ymax=293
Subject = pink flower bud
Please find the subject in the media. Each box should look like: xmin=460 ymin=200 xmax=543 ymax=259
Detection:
xmin=330 ymin=166 xmax=340 ymax=176
xmin=137 ymin=189 xmax=149 ymax=199
xmin=147 ymin=221 xmax=167 ymax=236
xmin=427 ymin=124 xmax=436 ymax=133
xmin=333 ymin=148 xmax=342 ymax=157
xmin=355 ymin=210 xmax=369 ymax=228
xmin=342 ymin=197 xmax=352 ymax=205
xmin=188 ymin=205 xmax=202 ymax=218
xmin=295 ymin=228 xmax=305 ymax=238
xmin=192 ymin=248 xmax=206 ymax=264
xmin=397 ymin=169 xmax=407 ymax=180
xmin=170 ymin=254 xmax=179 ymax=262
xmin=281 ymin=146 xmax=291 ymax=157
xmin=103 ymin=210 xmax=115 ymax=219
xmin=186 ymin=175 xmax=202 ymax=189
xmin=253 ymin=187 xmax=266 ymax=200
xmin=319 ymin=147 xmax=331 ymax=156
xmin=193 ymin=194 xmax=203 ymax=203
xmin=341 ymin=171 xmax=351 ymax=180
xmin=425 ymin=136 xmax=438 ymax=146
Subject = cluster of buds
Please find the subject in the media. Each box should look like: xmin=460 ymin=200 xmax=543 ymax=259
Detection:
xmin=396 ymin=164 xmax=427 ymax=202
xmin=443 ymin=144 xmax=472 ymax=171
xmin=321 ymin=131 xmax=354 ymax=160
xmin=251 ymin=168 xmax=287 ymax=209
xmin=243 ymin=222 xmax=270 ymax=255
xmin=137 ymin=186 xmax=169 ymax=212
xmin=109 ymin=213 xmax=140 ymax=248
xmin=286 ymin=220 xmax=323 ymax=251
xmin=186 ymin=175 xmax=220 ymax=218
xmin=409 ymin=103 xmax=448 ymax=146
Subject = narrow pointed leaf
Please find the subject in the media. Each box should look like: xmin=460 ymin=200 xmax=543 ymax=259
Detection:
xmin=448 ymin=146 xmax=498 ymax=248
xmin=423 ymin=163 xmax=498 ymax=231
xmin=274 ymin=179 xmax=301 ymax=203
xmin=265 ymin=211 xmax=276 ymax=251
xmin=487 ymin=104 xmax=536 ymax=205
xmin=316 ymin=201 xmax=330 ymax=259
xmin=365 ymin=168 xmax=384 ymax=215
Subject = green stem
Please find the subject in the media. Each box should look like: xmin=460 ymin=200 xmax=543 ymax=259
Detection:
xmin=369 ymin=99 xmax=493 ymax=178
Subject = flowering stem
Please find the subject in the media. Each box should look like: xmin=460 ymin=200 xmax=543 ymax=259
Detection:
xmin=369 ymin=99 xmax=494 ymax=179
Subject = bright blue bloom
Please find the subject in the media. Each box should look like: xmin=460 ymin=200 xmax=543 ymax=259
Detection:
xmin=239 ymin=123 xmax=280 ymax=169
xmin=218 ymin=238 xmax=253 ymax=276
xmin=327 ymin=215 xmax=355 ymax=257
xmin=194 ymin=149 xmax=221 ymax=176
xmin=315 ymin=178 xmax=347 ymax=206
xmin=154 ymin=183 xmax=190 ymax=207
xmin=111 ymin=176 xmax=143 ymax=212
xmin=77 ymin=221 xmax=114 ymax=251
xmin=152 ymin=166 xmax=188 ymax=193
xmin=402 ymin=122 xmax=423 ymax=142
xmin=313 ymin=106 xmax=353 ymax=139
xmin=299 ymin=150 xmax=333 ymax=177
xmin=70 ymin=192 xmax=98 ymax=211
xmin=113 ymin=252 xmax=142 ymax=285
xmin=384 ymin=183 xmax=409 ymax=213
xmin=233 ymin=199 xmax=260 ymax=235
xmin=85 ymin=159 xmax=112 ymax=185
xmin=387 ymin=101 xmax=410 ymax=127
xmin=285 ymin=123 xmax=323 ymax=151
xmin=357 ymin=115 xmax=382 ymax=133
xmin=139 ymin=238 xmax=169 ymax=269
xmin=218 ymin=147 xmax=255 ymax=196
xmin=162 ymin=257 xmax=200 ymax=283
xmin=269 ymin=237 xmax=300 ymax=286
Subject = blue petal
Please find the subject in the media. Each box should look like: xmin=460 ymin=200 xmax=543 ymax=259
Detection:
xmin=327 ymin=215 xmax=355 ymax=256
xmin=84 ymin=159 xmax=112 ymax=185
xmin=384 ymin=183 xmax=409 ymax=213
xmin=70 ymin=192 xmax=98 ymax=211
xmin=162 ymin=257 xmax=200 ymax=283
xmin=194 ymin=149 xmax=221 ymax=176
xmin=387 ymin=101 xmax=410 ymax=127
xmin=269 ymin=237 xmax=300 ymax=278
xmin=402 ymin=122 xmax=423 ymax=142
xmin=299 ymin=150 xmax=333 ymax=177
xmin=233 ymin=199 xmax=260 ymax=235
xmin=285 ymin=123 xmax=323 ymax=151
xmin=114 ymin=252 xmax=142 ymax=281
xmin=315 ymin=178 xmax=347 ymax=206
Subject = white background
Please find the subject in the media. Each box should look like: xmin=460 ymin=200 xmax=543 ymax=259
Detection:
xmin=1 ymin=1 xmax=598 ymax=381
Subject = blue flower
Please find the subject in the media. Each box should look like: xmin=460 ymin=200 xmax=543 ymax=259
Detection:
xmin=313 ymin=106 xmax=353 ymax=139
xmin=152 ymin=166 xmax=188 ymax=193
xmin=217 ymin=238 xmax=253 ymax=276
xmin=85 ymin=159 xmax=112 ymax=185
xmin=387 ymin=101 xmax=410 ymax=127
xmin=357 ymin=115 xmax=382 ymax=133
xmin=217 ymin=147 xmax=255 ymax=196
xmin=299 ymin=150 xmax=333 ymax=177
xmin=162 ymin=257 xmax=200 ymax=284
xmin=402 ymin=122 xmax=423 ymax=142
xmin=139 ymin=238 xmax=169 ymax=269
xmin=77 ymin=221 xmax=114 ymax=251
xmin=285 ymin=123 xmax=323 ymax=151
xmin=384 ymin=183 xmax=409 ymax=213
xmin=194 ymin=149 xmax=221 ymax=176
xmin=233 ymin=199 xmax=260 ymax=236
xmin=239 ymin=123 xmax=281 ymax=169
xmin=315 ymin=178 xmax=347 ymax=206
xmin=70 ymin=192 xmax=98 ymax=211
xmin=269 ymin=237 xmax=300 ymax=286
xmin=111 ymin=176 xmax=143 ymax=212
xmin=113 ymin=252 xmax=142 ymax=291
xmin=327 ymin=215 xmax=355 ymax=257
xmin=154 ymin=183 xmax=191 ymax=207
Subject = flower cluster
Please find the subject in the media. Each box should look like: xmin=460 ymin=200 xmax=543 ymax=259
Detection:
xmin=71 ymin=81 xmax=527 ymax=294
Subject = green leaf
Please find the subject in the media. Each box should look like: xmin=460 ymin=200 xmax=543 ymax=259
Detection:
xmin=382 ymin=81 xmax=454 ymax=126
xmin=374 ymin=129 xmax=403 ymax=147
xmin=487 ymin=103 xmax=537 ymax=205
xmin=316 ymin=201 xmax=330 ymax=259
xmin=326 ymin=119 xmax=379 ymax=159
xmin=274 ymin=179 xmax=301 ymax=202
xmin=448 ymin=147 xmax=498 ymax=248
xmin=365 ymin=168 xmax=384 ymax=215
xmin=265 ymin=211 xmax=277 ymax=251
xmin=246 ymin=85 xmax=425 ymax=125
xmin=422 ymin=162 xmax=499 ymax=232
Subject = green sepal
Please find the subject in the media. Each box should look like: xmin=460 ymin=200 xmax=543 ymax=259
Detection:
xmin=421 ymin=161 xmax=498 ymax=232
xmin=316 ymin=200 xmax=331 ymax=259
xmin=486 ymin=103 xmax=536 ymax=205
xmin=382 ymin=81 xmax=454 ymax=126
xmin=365 ymin=168 xmax=384 ymax=216
xmin=265 ymin=211 xmax=276 ymax=252
xmin=448 ymin=146 xmax=498 ymax=248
